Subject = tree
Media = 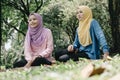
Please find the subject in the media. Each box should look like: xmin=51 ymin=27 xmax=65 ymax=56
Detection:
xmin=1 ymin=0 xmax=44 ymax=38
xmin=108 ymin=0 xmax=120 ymax=52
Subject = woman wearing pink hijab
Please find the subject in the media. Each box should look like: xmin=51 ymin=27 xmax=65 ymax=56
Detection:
xmin=13 ymin=13 xmax=55 ymax=68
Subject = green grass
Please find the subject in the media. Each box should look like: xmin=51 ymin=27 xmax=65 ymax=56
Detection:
xmin=0 ymin=54 xmax=120 ymax=80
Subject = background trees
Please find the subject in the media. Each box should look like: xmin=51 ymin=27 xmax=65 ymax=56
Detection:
xmin=108 ymin=0 xmax=120 ymax=52
xmin=1 ymin=0 xmax=120 ymax=68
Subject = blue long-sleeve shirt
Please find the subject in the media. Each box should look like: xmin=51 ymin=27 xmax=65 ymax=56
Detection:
xmin=73 ymin=19 xmax=109 ymax=59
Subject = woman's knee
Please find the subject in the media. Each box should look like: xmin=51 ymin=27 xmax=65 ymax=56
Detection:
xmin=58 ymin=54 xmax=70 ymax=62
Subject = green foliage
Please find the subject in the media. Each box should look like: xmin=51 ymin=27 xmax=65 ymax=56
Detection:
xmin=42 ymin=1 xmax=70 ymax=49
xmin=1 ymin=38 xmax=24 ymax=68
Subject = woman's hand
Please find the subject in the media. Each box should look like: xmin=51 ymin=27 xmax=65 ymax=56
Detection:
xmin=24 ymin=60 xmax=33 ymax=69
xmin=67 ymin=45 xmax=74 ymax=52
xmin=103 ymin=52 xmax=112 ymax=60
xmin=24 ymin=56 xmax=38 ymax=68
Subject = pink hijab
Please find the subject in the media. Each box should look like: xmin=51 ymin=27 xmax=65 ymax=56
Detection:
xmin=25 ymin=13 xmax=47 ymax=53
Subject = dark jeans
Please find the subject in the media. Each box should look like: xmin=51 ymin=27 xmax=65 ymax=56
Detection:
xmin=13 ymin=57 xmax=52 ymax=68
xmin=55 ymin=49 xmax=90 ymax=62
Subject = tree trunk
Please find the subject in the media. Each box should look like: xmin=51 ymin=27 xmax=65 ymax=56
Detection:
xmin=108 ymin=0 xmax=120 ymax=53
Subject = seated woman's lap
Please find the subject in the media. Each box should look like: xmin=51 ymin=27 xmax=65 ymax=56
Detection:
xmin=54 ymin=49 xmax=90 ymax=62
xmin=13 ymin=57 xmax=52 ymax=68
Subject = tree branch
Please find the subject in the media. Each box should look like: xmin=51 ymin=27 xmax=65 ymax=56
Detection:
xmin=3 ymin=19 xmax=25 ymax=36
xmin=35 ymin=0 xmax=39 ymax=7
xmin=26 ymin=0 xmax=30 ymax=15
xmin=35 ymin=0 xmax=43 ymax=12
xmin=20 ymin=0 xmax=29 ymax=16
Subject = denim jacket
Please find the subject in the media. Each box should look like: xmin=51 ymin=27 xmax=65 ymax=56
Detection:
xmin=73 ymin=19 xmax=109 ymax=59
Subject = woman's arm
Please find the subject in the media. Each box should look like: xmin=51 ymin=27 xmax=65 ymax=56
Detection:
xmin=73 ymin=29 xmax=80 ymax=50
xmin=24 ymin=36 xmax=35 ymax=68
xmin=67 ymin=29 xmax=80 ymax=52
xmin=24 ymin=56 xmax=38 ymax=68
xmin=40 ymin=29 xmax=54 ymax=58
xmin=92 ymin=19 xmax=110 ymax=59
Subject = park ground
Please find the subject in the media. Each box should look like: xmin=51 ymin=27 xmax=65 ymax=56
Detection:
xmin=0 ymin=54 xmax=120 ymax=80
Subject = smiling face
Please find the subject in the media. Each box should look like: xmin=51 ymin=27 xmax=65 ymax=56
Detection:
xmin=76 ymin=9 xmax=83 ymax=21
xmin=28 ymin=15 xmax=39 ymax=28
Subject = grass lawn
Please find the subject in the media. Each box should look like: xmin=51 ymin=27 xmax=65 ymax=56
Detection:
xmin=0 ymin=54 xmax=120 ymax=80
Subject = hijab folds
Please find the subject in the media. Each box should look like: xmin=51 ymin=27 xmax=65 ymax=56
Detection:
xmin=25 ymin=13 xmax=47 ymax=53
xmin=77 ymin=6 xmax=93 ymax=46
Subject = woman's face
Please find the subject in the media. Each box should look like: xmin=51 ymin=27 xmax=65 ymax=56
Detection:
xmin=76 ymin=9 xmax=83 ymax=21
xmin=28 ymin=15 xmax=39 ymax=28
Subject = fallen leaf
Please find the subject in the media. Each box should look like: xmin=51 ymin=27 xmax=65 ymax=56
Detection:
xmin=90 ymin=67 xmax=105 ymax=76
xmin=80 ymin=63 xmax=95 ymax=78
xmin=80 ymin=63 xmax=106 ymax=78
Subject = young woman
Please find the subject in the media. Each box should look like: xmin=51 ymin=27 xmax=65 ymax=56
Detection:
xmin=13 ymin=13 xmax=55 ymax=68
xmin=55 ymin=5 xmax=110 ymax=62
